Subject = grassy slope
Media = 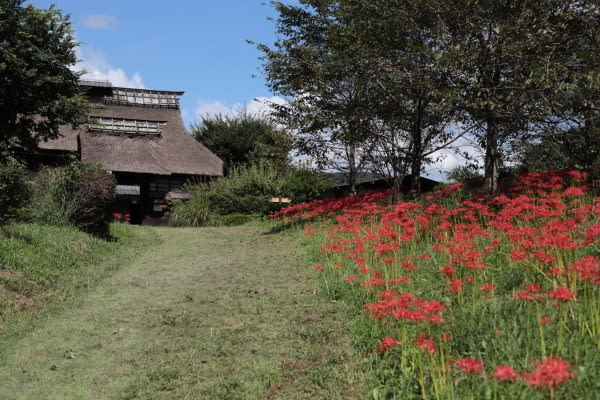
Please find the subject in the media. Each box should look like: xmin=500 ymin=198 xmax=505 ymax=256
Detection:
xmin=0 ymin=225 xmax=365 ymax=399
xmin=0 ymin=223 xmax=153 ymax=334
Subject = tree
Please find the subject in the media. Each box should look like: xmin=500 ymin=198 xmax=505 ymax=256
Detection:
xmin=0 ymin=0 xmax=87 ymax=156
xmin=260 ymin=0 xmax=459 ymax=199
xmin=438 ymin=0 xmax=595 ymax=192
xmin=259 ymin=0 xmax=375 ymax=195
xmin=190 ymin=110 xmax=293 ymax=174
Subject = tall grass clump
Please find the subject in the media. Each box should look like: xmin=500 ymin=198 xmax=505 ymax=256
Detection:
xmin=275 ymin=168 xmax=600 ymax=399
xmin=169 ymin=191 xmax=212 ymax=227
xmin=32 ymin=160 xmax=115 ymax=235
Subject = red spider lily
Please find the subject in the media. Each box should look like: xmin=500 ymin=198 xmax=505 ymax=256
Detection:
xmin=515 ymin=283 xmax=543 ymax=301
xmin=313 ymin=263 xmax=324 ymax=272
xmin=494 ymin=365 xmax=518 ymax=382
xmin=448 ymin=279 xmax=463 ymax=293
xmin=584 ymin=224 xmax=600 ymax=245
xmin=540 ymin=316 xmax=552 ymax=325
xmin=480 ymin=283 xmax=497 ymax=292
xmin=415 ymin=332 xmax=436 ymax=354
xmin=363 ymin=277 xmax=386 ymax=287
xmin=378 ymin=336 xmax=401 ymax=355
xmin=569 ymin=255 xmax=600 ymax=284
xmin=526 ymin=283 xmax=542 ymax=293
xmin=303 ymin=225 xmax=316 ymax=236
xmin=525 ymin=357 xmax=572 ymax=390
xmin=389 ymin=276 xmax=412 ymax=285
xmin=547 ymin=287 xmax=575 ymax=302
xmin=562 ymin=186 xmax=586 ymax=198
xmin=441 ymin=264 xmax=455 ymax=278
xmin=532 ymin=249 xmax=555 ymax=265
xmin=455 ymin=357 xmax=483 ymax=374
xmin=510 ymin=250 xmax=527 ymax=262
xmin=345 ymin=274 xmax=357 ymax=283
xmin=364 ymin=290 xmax=447 ymax=324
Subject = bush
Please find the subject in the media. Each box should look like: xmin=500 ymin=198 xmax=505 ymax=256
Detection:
xmin=0 ymin=159 xmax=31 ymax=223
xmin=170 ymin=162 xmax=333 ymax=226
xmin=169 ymin=193 xmax=212 ymax=227
xmin=32 ymin=160 xmax=115 ymax=235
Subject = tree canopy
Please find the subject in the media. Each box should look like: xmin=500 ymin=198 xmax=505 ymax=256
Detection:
xmin=260 ymin=0 xmax=599 ymax=194
xmin=0 ymin=0 xmax=86 ymax=156
xmin=190 ymin=110 xmax=293 ymax=174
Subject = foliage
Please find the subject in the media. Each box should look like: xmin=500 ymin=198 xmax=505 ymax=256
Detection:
xmin=32 ymin=160 xmax=115 ymax=235
xmin=169 ymin=193 xmax=212 ymax=227
xmin=0 ymin=0 xmax=87 ymax=154
xmin=282 ymin=168 xmax=600 ymax=398
xmin=0 ymin=159 xmax=31 ymax=223
xmin=518 ymin=121 xmax=600 ymax=177
xmin=190 ymin=110 xmax=293 ymax=174
xmin=259 ymin=0 xmax=458 ymax=197
xmin=446 ymin=165 xmax=482 ymax=184
xmin=170 ymin=162 xmax=332 ymax=225
xmin=261 ymin=0 xmax=599 ymax=195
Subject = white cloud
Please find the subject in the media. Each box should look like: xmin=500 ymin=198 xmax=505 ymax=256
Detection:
xmin=194 ymin=96 xmax=286 ymax=121
xmin=423 ymin=136 xmax=484 ymax=182
xmin=74 ymin=47 xmax=145 ymax=88
xmin=81 ymin=14 xmax=117 ymax=30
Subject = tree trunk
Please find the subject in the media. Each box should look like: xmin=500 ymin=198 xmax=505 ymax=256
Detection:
xmin=392 ymin=173 xmax=404 ymax=203
xmin=348 ymin=143 xmax=358 ymax=196
xmin=408 ymin=96 xmax=423 ymax=197
xmin=409 ymin=156 xmax=422 ymax=197
xmin=483 ymin=119 xmax=499 ymax=193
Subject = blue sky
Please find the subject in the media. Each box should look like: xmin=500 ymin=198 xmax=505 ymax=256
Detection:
xmin=29 ymin=0 xmax=284 ymax=127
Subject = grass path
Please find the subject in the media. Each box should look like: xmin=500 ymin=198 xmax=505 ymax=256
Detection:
xmin=0 ymin=226 xmax=364 ymax=399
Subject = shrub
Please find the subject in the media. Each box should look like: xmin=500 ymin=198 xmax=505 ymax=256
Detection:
xmin=32 ymin=160 xmax=115 ymax=235
xmin=169 ymin=193 xmax=212 ymax=227
xmin=0 ymin=159 xmax=31 ymax=223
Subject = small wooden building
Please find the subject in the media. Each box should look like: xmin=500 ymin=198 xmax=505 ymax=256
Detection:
xmin=36 ymin=80 xmax=223 ymax=224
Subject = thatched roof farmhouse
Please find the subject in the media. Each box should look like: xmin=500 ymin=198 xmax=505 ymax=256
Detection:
xmin=36 ymin=80 xmax=223 ymax=224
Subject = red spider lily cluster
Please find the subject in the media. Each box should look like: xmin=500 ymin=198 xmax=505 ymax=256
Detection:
xmin=112 ymin=212 xmax=131 ymax=224
xmin=276 ymin=168 xmax=599 ymax=397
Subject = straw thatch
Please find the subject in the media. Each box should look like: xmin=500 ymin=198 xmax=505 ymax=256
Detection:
xmin=38 ymin=84 xmax=223 ymax=177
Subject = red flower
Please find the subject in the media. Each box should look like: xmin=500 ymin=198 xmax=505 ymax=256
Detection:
xmin=455 ymin=357 xmax=483 ymax=374
xmin=313 ymin=263 xmax=324 ymax=272
xmin=378 ymin=336 xmax=401 ymax=355
xmin=562 ymin=186 xmax=585 ymax=197
xmin=415 ymin=333 xmax=436 ymax=354
xmin=510 ymin=250 xmax=527 ymax=262
xmin=303 ymin=225 xmax=316 ymax=236
xmin=448 ymin=279 xmax=463 ymax=293
xmin=569 ymin=256 xmax=600 ymax=284
xmin=344 ymin=274 xmax=357 ymax=283
xmin=525 ymin=357 xmax=572 ymax=390
xmin=441 ymin=264 xmax=455 ymax=278
xmin=547 ymin=287 xmax=575 ymax=302
xmin=480 ymin=283 xmax=497 ymax=292
xmin=494 ymin=365 xmax=518 ymax=382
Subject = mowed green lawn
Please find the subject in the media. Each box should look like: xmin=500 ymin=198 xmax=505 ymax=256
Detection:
xmin=0 ymin=225 xmax=365 ymax=399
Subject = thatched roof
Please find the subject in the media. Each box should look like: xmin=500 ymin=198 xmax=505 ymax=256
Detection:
xmin=38 ymin=83 xmax=223 ymax=177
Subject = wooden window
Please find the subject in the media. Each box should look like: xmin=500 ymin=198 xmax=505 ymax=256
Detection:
xmin=88 ymin=117 xmax=166 ymax=136
xmin=104 ymin=89 xmax=180 ymax=108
